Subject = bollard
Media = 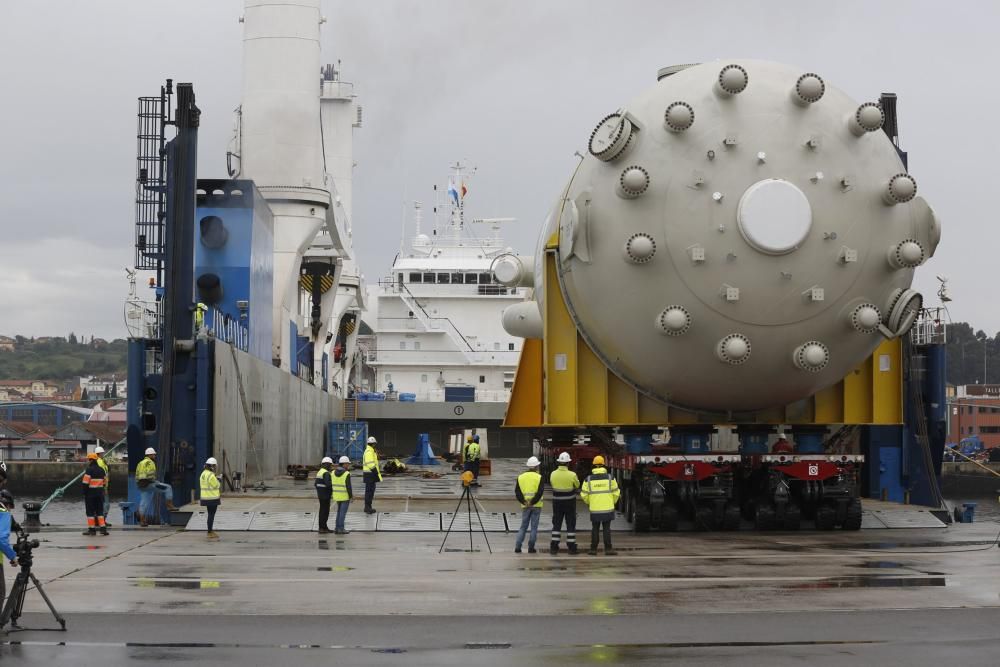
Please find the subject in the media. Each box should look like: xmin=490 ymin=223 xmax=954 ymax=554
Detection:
xmin=22 ymin=501 xmax=42 ymax=530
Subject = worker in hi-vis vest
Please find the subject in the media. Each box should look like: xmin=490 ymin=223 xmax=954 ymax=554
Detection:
xmin=581 ymin=455 xmax=620 ymax=556
xmin=549 ymin=451 xmax=581 ymax=555
xmin=200 ymin=457 xmax=221 ymax=539
xmin=362 ymin=436 xmax=382 ymax=514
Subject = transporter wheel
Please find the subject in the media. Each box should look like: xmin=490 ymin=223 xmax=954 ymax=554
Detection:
xmin=660 ymin=503 xmax=679 ymax=531
xmin=815 ymin=505 xmax=836 ymax=530
xmin=842 ymin=498 xmax=863 ymax=531
xmin=723 ymin=503 xmax=741 ymax=531
xmin=623 ymin=488 xmax=635 ymax=523
xmin=634 ymin=505 xmax=652 ymax=533
xmin=783 ymin=504 xmax=802 ymax=531
xmin=754 ymin=504 xmax=776 ymax=531
xmin=694 ymin=506 xmax=715 ymax=531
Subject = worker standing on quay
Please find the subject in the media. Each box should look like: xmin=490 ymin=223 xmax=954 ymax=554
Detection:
xmin=464 ymin=435 xmax=481 ymax=485
xmin=136 ymin=448 xmax=176 ymax=526
xmin=549 ymin=452 xmax=580 ymax=555
xmin=95 ymin=445 xmax=111 ymax=525
xmin=81 ymin=453 xmax=108 ymax=536
xmin=332 ymin=456 xmax=353 ymax=534
xmin=514 ymin=456 xmax=545 ymax=553
xmin=315 ymin=456 xmax=335 ymax=534
xmin=200 ymin=457 xmax=222 ymax=539
xmin=362 ymin=436 xmax=382 ymax=514
xmin=581 ymin=455 xmax=619 ymax=556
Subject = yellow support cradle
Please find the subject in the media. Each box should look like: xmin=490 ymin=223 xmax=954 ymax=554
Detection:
xmin=504 ymin=250 xmax=903 ymax=429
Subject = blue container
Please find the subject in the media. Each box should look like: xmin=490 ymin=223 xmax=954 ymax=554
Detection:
xmin=399 ymin=392 xmax=416 ymax=402
xmin=327 ymin=421 xmax=368 ymax=462
xmin=445 ymin=386 xmax=475 ymax=402
xmin=119 ymin=502 xmax=137 ymax=526
xmin=961 ymin=502 xmax=977 ymax=523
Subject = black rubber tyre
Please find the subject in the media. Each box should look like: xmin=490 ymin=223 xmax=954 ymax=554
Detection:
xmin=783 ymin=504 xmax=802 ymax=531
xmin=660 ymin=503 xmax=679 ymax=531
xmin=842 ymin=497 xmax=863 ymax=531
xmin=634 ymin=505 xmax=652 ymax=533
xmin=695 ymin=506 xmax=715 ymax=531
xmin=815 ymin=505 xmax=836 ymax=530
xmin=624 ymin=488 xmax=635 ymax=524
xmin=723 ymin=503 xmax=741 ymax=531
xmin=755 ymin=504 xmax=776 ymax=531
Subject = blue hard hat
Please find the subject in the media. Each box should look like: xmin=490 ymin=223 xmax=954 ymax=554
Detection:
xmin=473 ymin=435 xmax=480 ymax=443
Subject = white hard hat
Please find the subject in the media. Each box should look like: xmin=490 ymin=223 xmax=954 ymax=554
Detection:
xmin=557 ymin=452 xmax=571 ymax=463
xmin=205 ymin=457 xmax=217 ymax=466
xmin=94 ymin=446 xmax=105 ymax=454
xmin=321 ymin=456 xmax=334 ymax=464
xmin=367 ymin=436 xmax=377 ymax=444
xmin=338 ymin=456 xmax=350 ymax=464
xmin=145 ymin=447 xmax=156 ymax=456
xmin=526 ymin=456 xmax=540 ymax=467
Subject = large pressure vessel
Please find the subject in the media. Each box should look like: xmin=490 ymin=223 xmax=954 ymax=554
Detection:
xmin=508 ymin=60 xmax=940 ymax=412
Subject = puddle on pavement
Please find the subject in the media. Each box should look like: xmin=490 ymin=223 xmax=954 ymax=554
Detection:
xmin=52 ymin=545 xmax=105 ymax=550
xmin=854 ymin=561 xmax=904 ymax=569
xmin=790 ymin=576 xmax=947 ymax=590
xmin=317 ymin=566 xmax=354 ymax=572
xmin=131 ymin=578 xmax=223 ymax=590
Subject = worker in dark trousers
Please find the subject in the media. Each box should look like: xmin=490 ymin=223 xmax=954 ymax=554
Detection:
xmin=81 ymin=453 xmax=108 ymax=536
xmin=362 ymin=436 xmax=382 ymax=514
xmin=332 ymin=456 xmax=354 ymax=534
xmin=549 ymin=451 xmax=581 ymax=555
xmin=200 ymin=457 xmax=222 ymax=539
xmin=315 ymin=456 xmax=334 ymax=533
xmin=581 ymin=455 xmax=619 ymax=556
xmin=1 ymin=489 xmax=19 ymax=605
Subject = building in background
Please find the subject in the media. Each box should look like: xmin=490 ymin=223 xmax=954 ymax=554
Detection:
xmin=947 ymin=384 xmax=1000 ymax=449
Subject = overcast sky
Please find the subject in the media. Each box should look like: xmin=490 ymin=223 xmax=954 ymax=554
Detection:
xmin=0 ymin=0 xmax=996 ymax=340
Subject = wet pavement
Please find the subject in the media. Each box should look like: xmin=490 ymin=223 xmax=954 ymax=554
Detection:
xmin=0 ymin=508 xmax=998 ymax=664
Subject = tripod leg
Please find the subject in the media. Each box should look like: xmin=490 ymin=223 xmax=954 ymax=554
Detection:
xmin=29 ymin=573 xmax=66 ymax=630
xmin=439 ymin=487 xmax=468 ymax=553
xmin=472 ymin=494 xmax=493 ymax=554
xmin=0 ymin=572 xmax=28 ymax=629
xmin=467 ymin=487 xmax=474 ymax=553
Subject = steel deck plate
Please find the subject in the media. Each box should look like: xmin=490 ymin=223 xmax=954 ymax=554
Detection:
xmin=861 ymin=512 xmax=888 ymax=529
xmin=184 ymin=511 xmax=254 ymax=531
xmin=310 ymin=511 xmax=378 ymax=532
xmin=442 ymin=511 xmax=509 ymax=532
xmin=870 ymin=510 xmax=946 ymax=529
xmin=376 ymin=512 xmax=443 ymax=531
xmin=247 ymin=511 xmax=317 ymax=531
xmin=506 ymin=511 xmax=633 ymax=532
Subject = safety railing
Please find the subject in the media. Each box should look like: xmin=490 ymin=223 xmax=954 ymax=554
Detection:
xmin=209 ymin=307 xmax=249 ymax=353
xmin=125 ymin=298 xmax=163 ymax=341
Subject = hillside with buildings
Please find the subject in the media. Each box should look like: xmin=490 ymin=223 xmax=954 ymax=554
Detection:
xmin=0 ymin=335 xmax=127 ymax=384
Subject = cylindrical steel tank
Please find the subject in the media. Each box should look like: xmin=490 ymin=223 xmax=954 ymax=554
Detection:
xmin=515 ymin=60 xmax=940 ymax=412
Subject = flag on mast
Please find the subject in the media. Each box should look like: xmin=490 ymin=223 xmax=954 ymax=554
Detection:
xmin=461 ymin=181 xmax=468 ymax=199
xmin=447 ymin=180 xmax=460 ymax=205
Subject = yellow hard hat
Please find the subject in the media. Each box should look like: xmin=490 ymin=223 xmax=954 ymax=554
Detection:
xmin=592 ymin=455 xmax=605 ymax=466
xmin=466 ymin=435 xmax=473 ymax=442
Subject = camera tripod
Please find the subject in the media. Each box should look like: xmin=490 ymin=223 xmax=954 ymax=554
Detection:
xmin=0 ymin=535 xmax=66 ymax=633
xmin=439 ymin=475 xmax=492 ymax=554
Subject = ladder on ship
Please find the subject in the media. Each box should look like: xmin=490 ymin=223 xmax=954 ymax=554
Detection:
xmin=343 ymin=398 xmax=358 ymax=421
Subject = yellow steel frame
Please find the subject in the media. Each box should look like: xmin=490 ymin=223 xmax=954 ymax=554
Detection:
xmin=504 ymin=249 xmax=904 ymax=429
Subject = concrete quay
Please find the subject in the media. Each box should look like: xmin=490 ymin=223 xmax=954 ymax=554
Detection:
xmin=3 ymin=501 xmax=1000 ymax=665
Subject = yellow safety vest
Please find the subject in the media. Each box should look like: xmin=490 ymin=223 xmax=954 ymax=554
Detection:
xmin=200 ymin=469 xmax=221 ymax=501
xmin=581 ymin=467 xmax=620 ymax=515
xmin=363 ymin=445 xmax=382 ymax=481
xmin=466 ymin=442 xmax=481 ymax=461
xmin=97 ymin=457 xmax=110 ymax=491
xmin=550 ymin=465 xmax=580 ymax=501
xmin=331 ymin=470 xmax=351 ymax=501
xmin=136 ymin=457 xmax=156 ymax=481
xmin=517 ymin=470 xmax=543 ymax=508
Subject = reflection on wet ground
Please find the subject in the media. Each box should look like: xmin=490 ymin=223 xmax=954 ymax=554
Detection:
xmin=788 ymin=576 xmax=948 ymax=590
